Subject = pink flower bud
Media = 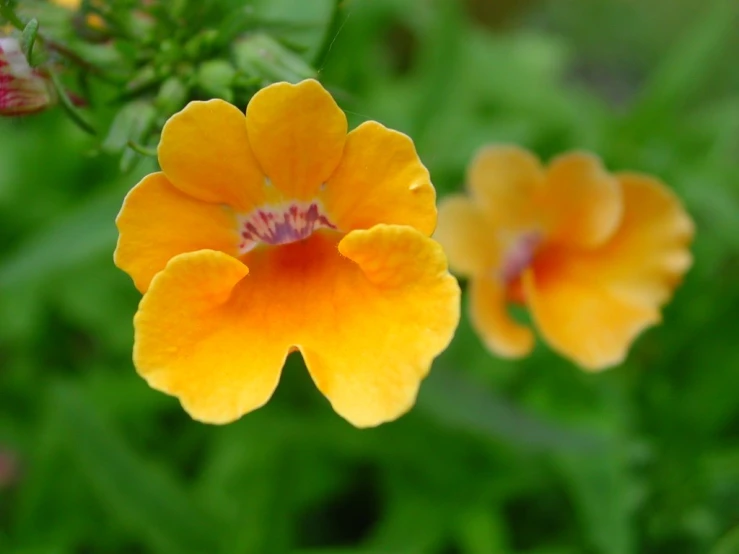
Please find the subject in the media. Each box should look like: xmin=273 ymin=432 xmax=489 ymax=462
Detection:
xmin=0 ymin=37 xmax=56 ymax=116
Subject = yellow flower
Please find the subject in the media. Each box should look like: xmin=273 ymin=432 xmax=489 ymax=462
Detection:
xmin=435 ymin=145 xmax=694 ymax=370
xmin=51 ymin=0 xmax=106 ymax=30
xmin=50 ymin=0 xmax=81 ymax=8
xmin=115 ymin=79 xmax=460 ymax=427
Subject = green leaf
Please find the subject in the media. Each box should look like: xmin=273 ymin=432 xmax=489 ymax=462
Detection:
xmin=103 ymin=101 xmax=156 ymax=153
xmin=417 ymin=368 xmax=605 ymax=452
xmin=51 ymin=383 xmax=221 ymax=554
xmin=196 ymin=59 xmax=236 ymax=102
xmin=156 ymin=76 xmax=189 ymax=115
xmin=20 ymin=18 xmax=38 ymax=66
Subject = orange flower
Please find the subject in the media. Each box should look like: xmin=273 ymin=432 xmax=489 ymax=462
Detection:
xmin=435 ymin=145 xmax=694 ymax=370
xmin=115 ymin=80 xmax=460 ymax=427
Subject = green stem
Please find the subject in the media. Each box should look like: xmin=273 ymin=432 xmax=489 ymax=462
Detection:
xmin=48 ymin=69 xmax=97 ymax=136
xmin=126 ymin=140 xmax=157 ymax=157
xmin=0 ymin=3 xmax=25 ymax=31
xmin=313 ymin=0 xmax=344 ymax=69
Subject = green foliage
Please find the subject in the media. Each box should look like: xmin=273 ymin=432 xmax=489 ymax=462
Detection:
xmin=2 ymin=0 xmax=739 ymax=552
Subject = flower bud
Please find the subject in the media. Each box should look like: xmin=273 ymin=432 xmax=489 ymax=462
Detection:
xmin=196 ymin=60 xmax=236 ymax=102
xmin=0 ymin=37 xmax=56 ymax=116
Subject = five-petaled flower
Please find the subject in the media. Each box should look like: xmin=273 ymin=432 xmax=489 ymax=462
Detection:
xmin=435 ymin=145 xmax=694 ymax=370
xmin=115 ymin=79 xmax=460 ymax=427
xmin=0 ymin=37 xmax=55 ymax=116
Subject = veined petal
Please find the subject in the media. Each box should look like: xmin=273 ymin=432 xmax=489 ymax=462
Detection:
xmin=114 ymin=173 xmax=239 ymax=293
xmin=300 ymin=225 xmax=460 ymax=427
xmin=435 ymin=195 xmax=501 ymax=277
xmin=246 ymin=79 xmax=347 ymax=202
xmin=322 ymin=121 xmax=436 ymax=235
xmin=134 ymin=250 xmax=287 ymax=424
xmin=158 ymin=99 xmax=265 ymax=210
xmin=467 ymin=145 xmax=545 ymax=230
xmin=469 ymin=276 xmax=534 ymax=358
xmin=524 ymin=173 xmax=694 ymax=370
xmin=542 ymin=152 xmax=623 ymax=249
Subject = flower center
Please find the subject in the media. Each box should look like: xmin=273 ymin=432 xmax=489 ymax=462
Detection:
xmin=500 ymin=231 xmax=541 ymax=284
xmin=237 ymin=201 xmax=336 ymax=253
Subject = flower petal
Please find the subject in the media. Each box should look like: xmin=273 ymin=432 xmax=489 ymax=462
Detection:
xmin=542 ymin=152 xmax=623 ymax=249
xmin=134 ymin=224 xmax=459 ymax=427
xmin=322 ymin=121 xmax=436 ymax=235
xmin=246 ymin=79 xmax=348 ymax=202
xmin=524 ymin=173 xmax=694 ymax=370
xmin=133 ymin=250 xmax=287 ymax=424
xmin=299 ymin=225 xmax=460 ymax=427
xmin=469 ymin=276 xmax=535 ymax=358
xmin=435 ymin=195 xmax=501 ymax=277
xmin=114 ymin=173 xmax=239 ymax=293
xmin=467 ymin=145 xmax=545 ymax=230
xmin=158 ymin=99 xmax=265 ymax=210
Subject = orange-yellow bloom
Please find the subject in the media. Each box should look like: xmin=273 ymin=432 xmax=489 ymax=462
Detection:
xmin=115 ymin=79 xmax=460 ymax=427
xmin=435 ymin=145 xmax=694 ymax=370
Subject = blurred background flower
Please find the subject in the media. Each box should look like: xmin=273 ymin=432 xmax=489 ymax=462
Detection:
xmin=435 ymin=146 xmax=694 ymax=370
xmin=1 ymin=0 xmax=739 ymax=553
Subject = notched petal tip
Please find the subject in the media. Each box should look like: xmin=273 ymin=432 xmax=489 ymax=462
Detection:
xmin=246 ymin=78 xmax=348 ymax=201
xmin=251 ymin=78 xmax=325 ymax=98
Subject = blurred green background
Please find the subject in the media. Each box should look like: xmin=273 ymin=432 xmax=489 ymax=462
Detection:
xmin=2 ymin=0 xmax=739 ymax=552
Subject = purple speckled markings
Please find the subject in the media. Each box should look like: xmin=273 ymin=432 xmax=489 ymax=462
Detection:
xmin=237 ymin=201 xmax=336 ymax=253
